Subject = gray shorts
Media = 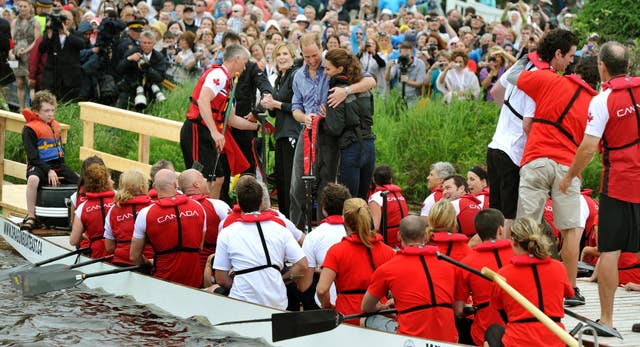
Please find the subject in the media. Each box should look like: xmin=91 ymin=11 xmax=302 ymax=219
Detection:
xmin=517 ymin=157 xmax=580 ymax=230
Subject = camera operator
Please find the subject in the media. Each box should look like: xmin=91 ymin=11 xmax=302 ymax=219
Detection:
xmin=358 ymin=37 xmax=386 ymax=93
xmin=385 ymin=41 xmax=425 ymax=104
xmin=116 ymin=30 xmax=168 ymax=110
xmin=39 ymin=10 xmax=84 ymax=101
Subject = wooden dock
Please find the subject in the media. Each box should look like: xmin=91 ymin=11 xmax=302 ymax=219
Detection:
xmin=564 ymin=281 xmax=640 ymax=346
xmin=0 ymin=182 xmax=27 ymax=218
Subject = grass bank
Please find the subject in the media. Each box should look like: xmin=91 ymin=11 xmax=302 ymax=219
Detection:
xmin=5 ymin=83 xmax=603 ymax=204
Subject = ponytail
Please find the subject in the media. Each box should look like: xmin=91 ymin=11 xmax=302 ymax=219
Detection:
xmin=426 ymin=199 xmax=458 ymax=235
xmin=343 ymin=198 xmax=375 ymax=248
xmin=510 ymin=217 xmax=551 ymax=259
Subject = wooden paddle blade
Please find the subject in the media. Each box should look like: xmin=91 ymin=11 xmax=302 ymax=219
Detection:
xmin=20 ymin=269 xmax=84 ymax=296
xmin=271 ymin=309 xmax=339 ymax=342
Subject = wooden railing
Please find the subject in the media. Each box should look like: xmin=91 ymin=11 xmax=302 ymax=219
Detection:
xmin=0 ymin=110 xmax=69 ymax=217
xmin=78 ymin=102 xmax=182 ymax=178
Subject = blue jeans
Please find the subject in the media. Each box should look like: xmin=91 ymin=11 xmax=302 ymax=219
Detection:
xmin=340 ymin=139 xmax=376 ymax=199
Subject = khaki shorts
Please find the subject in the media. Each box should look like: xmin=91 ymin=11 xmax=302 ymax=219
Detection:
xmin=517 ymin=157 xmax=581 ymax=230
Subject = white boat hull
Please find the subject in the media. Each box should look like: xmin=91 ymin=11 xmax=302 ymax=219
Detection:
xmin=1 ymin=217 xmax=465 ymax=347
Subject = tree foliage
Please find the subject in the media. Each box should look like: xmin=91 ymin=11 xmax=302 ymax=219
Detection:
xmin=574 ymin=0 xmax=640 ymax=43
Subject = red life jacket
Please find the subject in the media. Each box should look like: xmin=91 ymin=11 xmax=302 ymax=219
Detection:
xmin=188 ymin=194 xmax=224 ymax=270
xmin=530 ymin=74 xmax=597 ymax=148
xmin=543 ymin=198 xmax=560 ymax=239
xmin=395 ymin=245 xmax=454 ymax=314
xmin=320 ymin=215 xmax=344 ymax=225
xmin=303 ymin=113 xmax=324 ymax=175
xmin=145 ymin=194 xmax=205 ymax=287
xmin=599 ymin=76 xmax=640 ymax=202
xmin=618 ymin=252 xmax=640 ymax=285
xmin=456 ymin=194 xmax=483 ymax=237
xmin=147 ymin=188 xmax=158 ymax=201
xmin=428 ymin=232 xmax=471 ymax=261
xmin=222 ymin=204 xmax=284 ymax=228
xmin=24 ymin=117 xmax=64 ymax=164
xmin=375 ymin=184 xmax=408 ymax=248
xmin=187 ymin=65 xmax=232 ymax=124
xmin=475 ymin=188 xmax=490 ymax=209
xmin=108 ymin=195 xmax=153 ymax=265
xmin=79 ymin=190 xmax=116 ymax=259
xmin=185 ymin=65 xmax=249 ymax=175
xmin=581 ymin=189 xmax=599 ymax=246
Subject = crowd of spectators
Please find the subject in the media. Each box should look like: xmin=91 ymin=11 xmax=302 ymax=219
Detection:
xmin=0 ymin=0 xmax=627 ymax=111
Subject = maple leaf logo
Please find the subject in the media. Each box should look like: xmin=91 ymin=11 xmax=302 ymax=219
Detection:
xmin=213 ymin=78 xmax=221 ymax=86
xmin=587 ymin=112 xmax=594 ymax=122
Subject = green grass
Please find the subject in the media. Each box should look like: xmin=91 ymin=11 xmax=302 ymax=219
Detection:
xmin=4 ymin=82 xmax=604 ymax=205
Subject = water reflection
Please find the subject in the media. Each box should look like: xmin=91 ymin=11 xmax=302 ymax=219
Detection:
xmin=0 ymin=249 xmax=269 ymax=346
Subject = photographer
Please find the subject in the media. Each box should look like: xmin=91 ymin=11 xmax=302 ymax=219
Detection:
xmin=39 ymin=10 xmax=83 ymax=101
xmin=385 ymin=41 xmax=426 ymax=104
xmin=358 ymin=38 xmax=386 ymax=93
xmin=436 ymin=51 xmax=480 ymax=103
xmin=116 ymin=30 xmax=168 ymax=110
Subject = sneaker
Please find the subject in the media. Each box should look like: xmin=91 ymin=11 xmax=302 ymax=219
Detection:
xmin=565 ymin=287 xmax=586 ymax=307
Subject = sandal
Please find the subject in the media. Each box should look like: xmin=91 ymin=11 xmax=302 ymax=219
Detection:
xmin=19 ymin=216 xmax=38 ymax=231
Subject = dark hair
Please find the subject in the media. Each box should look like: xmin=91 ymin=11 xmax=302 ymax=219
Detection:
xmin=321 ymin=183 xmax=351 ymax=216
xmin=443 ymin=174 xmax=469 ymax=193
xmin=373 ymin=164 xmax=393 ymax=186
xmin=474 ymin=208 xmax=505 ymax=241
xmin=574 ymin=56 xmax=600 ymax=89
xmin=469 ymin=164 xmax=487 ymax=181
xmin=398 ymin=42 xmax=413 ymax=50
xmin=599 ymin=41 xmax=629 ymax=77
xmin=235 ymin=175 xmax=263 ymax=212
xmin=78 ymin=155 xmax=106 ymax=193
xmin=179 ymin=31 xmax=196 ymax=49
xmin=451 ymin=51 xmax=469 ymax=65
xmin=324 ymin=34 xmax=340 ymax=50
xmin=324 ymin=48 xmax=363 ymax=84
xmin=221 ymin=30 xmax=240 ymax=46
xmin=537 ymin=29 xmax=579 ymax=63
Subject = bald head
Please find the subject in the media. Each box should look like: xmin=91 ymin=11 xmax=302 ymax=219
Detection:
xmin=399 ymin=215 xmax=428 ymax=245
xmin=599 ymin=41 xmax=629 ymax=79
xmin=153 ymin=169 xmax=178 ymax=197
xmin=178 ymin=169 xmax=208 ymax=195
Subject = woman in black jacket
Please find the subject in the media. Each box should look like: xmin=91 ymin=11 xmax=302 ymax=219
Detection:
xmin=323 ymin=48 xmax=375 ymax=200
xmin=260 ymin=42 xmax=302 ymax=217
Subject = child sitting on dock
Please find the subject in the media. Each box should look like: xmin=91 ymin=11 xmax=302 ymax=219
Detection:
xmin=21 ymin=91 xmax=78 ymax=231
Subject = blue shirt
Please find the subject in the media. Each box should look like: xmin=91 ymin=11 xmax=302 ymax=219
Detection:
xmin=292 ymin=63 xmax=329 ymax=115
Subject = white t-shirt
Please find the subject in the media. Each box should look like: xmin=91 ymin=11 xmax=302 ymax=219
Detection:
xmin=420 ymin=191 xmax=438 ymax=216
xmin=487 ymin=62 xmax=537 ymax=165
xmin=104 ymin=206 xmax=115 ymax=240
xmin=584 ymin=88 xmax=612 ymax=138
xmin=579 ymin=194 xmax=590 ymax=229
xmin=202 ymin=66 xmax=230 ymax=96
xmin=302 ymin=221 xmax=346 ymax=306
xmin=213 ymin=219 xmax=306 ymax=310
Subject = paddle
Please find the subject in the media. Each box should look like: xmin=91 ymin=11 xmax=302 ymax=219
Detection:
xmin=19 ymin=264 xmax=142 ymax=296
xmin=0 ymin=247 xmax=90 ymax=281
xmin=436 ymin=252 xmax=622 ymax=340
xmin=215 ymin=308 xmax=397 ymax=342
xmin=10 ymin=254 xmax=114 ymax=289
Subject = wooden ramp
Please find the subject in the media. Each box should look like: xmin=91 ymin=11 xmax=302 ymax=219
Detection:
xmin=564 ymin=281 xmax=640 ymax=346
xmin=0 ymin=183 xmax=27 ymax=218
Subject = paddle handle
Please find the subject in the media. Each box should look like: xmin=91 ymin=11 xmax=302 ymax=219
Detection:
xmin=82 ymin=265 xmax=142 ymax=280
xmin=481 ymin=267 xmax=579 ymax=347
xmin=34 ymin=247 xmax=91 ymax=267
xmin=437 ymin=252 xmax=491 ymax=281
xmin=68 ymin=255 xmax=114 ymax=269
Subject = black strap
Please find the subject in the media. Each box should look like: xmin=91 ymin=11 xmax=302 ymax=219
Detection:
xmin=392 ymin=192 xmax=406 ymax=219
xmin=446 ymin=241 xmax=454 ymax=256
xmin=89 ymin=197 xmax=108 ymax=246
xmin=154 ymin=205 xmax=200 ymax=256
xmin=89 ymin=235 xmax=105 ymax=242
xmin=116 ymin=204 xmax=138 ymax=245
xmin=234 ymin=222 xmax=281 ymax=275
xmin=337 ymin=289 xmax=367 ymax=295
xmin=492 ymin=249 xmax=503 ymax=268
xmin=511 ymin=316 xmax=562 ymax=323
xmin=503 ymin=97 xmax=524 ymax=120
xmin=531 ymin=85 xmax=583 ymax=147
xmin=398 ymin=255 xmax=453 ymax=314
xmin=366 ymin=247 xmax=376 ymax=271
xmin=475 ymin=301 xmax=490 ymax=311
xmin=381 ymin=191 xmax=389 ymax=243
xmin=531 ymin=264 xmax=544 ymax=313
xmin=619 ymin=263 xmax=640 ymax=270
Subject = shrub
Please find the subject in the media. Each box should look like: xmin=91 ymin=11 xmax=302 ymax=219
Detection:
xmin=573 ymin=0 xmax=640 ymax=43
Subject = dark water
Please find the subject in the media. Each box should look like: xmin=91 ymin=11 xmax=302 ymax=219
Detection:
xmin=0 ymin=248 xmax=270 ymax=347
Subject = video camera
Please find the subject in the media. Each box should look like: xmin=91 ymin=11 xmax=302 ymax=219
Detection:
xmin=47 ymin=13 xmax=67 ymax=31
xmin=95 ymin=18 xmax=127 ymax=55
xmin=398 ymin=55 xmax=410 ymax=75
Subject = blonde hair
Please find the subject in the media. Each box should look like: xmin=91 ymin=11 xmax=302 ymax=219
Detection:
xmin=426 ymin=200 xmax=458 ymax=235
xmin=299 ymin=32 xmax=321 ymax=50
xmin=510 ymin=217 xmax=551 ymax=259
xmin=114 ymin=169 xmax=148 ymax=207
xmin=272 ymin=42 xmax=296 ymax=62
xmin=343 ymin=198 xmax=376 ymax=249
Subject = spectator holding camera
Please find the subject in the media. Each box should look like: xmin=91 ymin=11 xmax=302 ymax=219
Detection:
xmin=169 ymin=31 xmax=196 ymax=84
xmin=39 ymin=9 xmax=83 ymax=101
xmin=358 ymin=37 xmax=386 ymax=94
xmin=437 ymin=51 xmax=480 ymax=103
xmin=10 ymin=0 xmax=41 ymax=110
xmin=385 ymin=41 xmax=426 ymax=104
xmin=479 ymin=54 xmax=506 ymax=101
xmin=116 ymin=30 xmax=168 ymax=110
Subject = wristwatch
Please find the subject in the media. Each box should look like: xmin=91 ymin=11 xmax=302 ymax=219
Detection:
xmin=344 ymin=86 xmax=351 ymax=95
